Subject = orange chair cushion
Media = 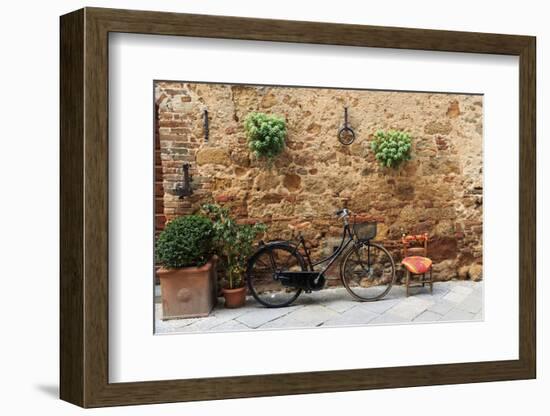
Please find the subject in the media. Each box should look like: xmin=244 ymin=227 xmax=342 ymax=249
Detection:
xmin=402 ymin=256 xmax=432 ymax=274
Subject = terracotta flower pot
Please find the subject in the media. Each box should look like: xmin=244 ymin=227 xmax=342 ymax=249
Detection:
xmin=157 ymin=257 xmax=218 ymax=320
xmin=222 ymin=286 xmax=247 ymax=308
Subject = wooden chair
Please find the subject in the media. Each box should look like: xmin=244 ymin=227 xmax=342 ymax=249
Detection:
xmin=401 ymin=233 xmax=433 ymax=297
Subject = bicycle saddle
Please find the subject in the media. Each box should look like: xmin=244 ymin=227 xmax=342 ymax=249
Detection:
xmin=288 ymin=221 xmax=311 ymax=231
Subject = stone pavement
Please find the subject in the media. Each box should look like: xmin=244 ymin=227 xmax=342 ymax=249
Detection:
xmin=155 ymin=280 xmax=483 ymax=334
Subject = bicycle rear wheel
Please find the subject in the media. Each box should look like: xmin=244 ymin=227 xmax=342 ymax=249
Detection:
xmin=341 ymin=241 xmax=395 ymax=301
xmin=246 ymin=243 xmax=305 ymax=308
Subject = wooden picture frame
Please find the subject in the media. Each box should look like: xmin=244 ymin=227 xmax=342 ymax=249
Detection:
xmin=60 ymin=7 xmax=536 ymax=408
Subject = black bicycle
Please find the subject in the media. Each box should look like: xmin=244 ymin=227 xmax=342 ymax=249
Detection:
xmin=246 ymin=209 xmax=396 ymax=307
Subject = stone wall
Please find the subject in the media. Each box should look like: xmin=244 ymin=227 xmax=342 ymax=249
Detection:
xmin=155 ymin=81 xmax=483 ymax=283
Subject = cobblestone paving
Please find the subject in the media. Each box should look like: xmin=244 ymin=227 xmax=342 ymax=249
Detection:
xmin=155 ymin=280 xmax=483 ymax=334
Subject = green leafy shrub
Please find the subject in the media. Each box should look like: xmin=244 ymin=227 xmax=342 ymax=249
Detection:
xmin=244 ymin=112 xmax=286 ymax=161
xmin=371 ymin=130 xmax=412 ymax=168
xmin=155 ymin=215 xmax=214 ymax=269
xmin=202 ymin=204 xmax=267 ymax=289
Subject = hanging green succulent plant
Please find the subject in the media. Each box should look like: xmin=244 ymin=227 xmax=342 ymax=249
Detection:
xmin=243 ymin=112 xmax=286 ymax=161
xmin=370 ymin=130 xmax=412 ymax=168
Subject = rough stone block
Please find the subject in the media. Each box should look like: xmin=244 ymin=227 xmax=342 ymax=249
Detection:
xmin=196 ymin=147 xmax=230 ymax=165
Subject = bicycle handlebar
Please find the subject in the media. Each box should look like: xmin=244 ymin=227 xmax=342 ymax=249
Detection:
xmin=335 ymin=208 xmax=350 ymax=218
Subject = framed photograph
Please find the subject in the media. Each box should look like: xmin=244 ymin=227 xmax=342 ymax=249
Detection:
xmin=60 ymin=7 xmax=536 ymax=408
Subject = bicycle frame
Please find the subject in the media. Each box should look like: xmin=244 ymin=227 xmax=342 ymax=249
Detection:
xmin=294 ymin=223 xmax=358 ymax=274
xmin=249 ymin=212 xmax=395 ymax=306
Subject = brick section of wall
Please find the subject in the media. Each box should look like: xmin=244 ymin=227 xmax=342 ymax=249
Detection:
xmin=154 ymin=102 xmax=165 ymax=236
xmin=154 ymin=81 xmax=483 ymax=282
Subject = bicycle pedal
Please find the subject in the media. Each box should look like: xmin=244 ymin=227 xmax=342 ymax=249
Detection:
xmin=305 ymin=290 xmax=312 ymax=294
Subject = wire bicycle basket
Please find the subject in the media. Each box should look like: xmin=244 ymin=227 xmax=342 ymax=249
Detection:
xmin=352 ymin=218 xmax=377 ymax=241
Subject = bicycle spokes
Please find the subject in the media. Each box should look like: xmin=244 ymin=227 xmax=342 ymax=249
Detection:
xmin=342 ymin=243 xmax=396 ymax=301
xmin=247 ymin=245 xmax=305 ymax=307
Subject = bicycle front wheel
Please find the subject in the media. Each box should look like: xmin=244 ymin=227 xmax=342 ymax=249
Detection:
xmin=246 ymin=243 xmax=306 ymax=308
xmin=341 ymin=242 xmax=396 ymax=301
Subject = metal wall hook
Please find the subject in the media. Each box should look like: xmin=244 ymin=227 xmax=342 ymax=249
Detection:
xmin=338 ymin=106 xmax=356 ymax=145
xmin=176 ymin=163 xmax=193 ymax=198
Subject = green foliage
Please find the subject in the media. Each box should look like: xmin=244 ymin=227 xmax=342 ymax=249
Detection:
xmin=202 ymin=204 xmax=267 ymax=289
xmin=370 ymin=130 xmax=412 ymax=168
xmin=243 ymin=112 xmax=286 ymax=161
xmin=155 ymin=215 xmax=214 ymax=269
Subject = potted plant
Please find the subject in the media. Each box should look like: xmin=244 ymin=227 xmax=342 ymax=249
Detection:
xmin=155 ymin=215 xmax=217 ymax=320
xmin=244 ymin=112 xmax=287 ymax=163
xmin=202 ymin=204 xmax=266 ymax=308
xmin=370 ymin=129 xmax=412 ymax=168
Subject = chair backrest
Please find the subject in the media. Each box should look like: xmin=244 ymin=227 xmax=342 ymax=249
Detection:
xmin=402 ymin=233 xmax=429 ymax=258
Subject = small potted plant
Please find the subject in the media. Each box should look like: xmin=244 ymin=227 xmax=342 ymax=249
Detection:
xmin=202 ymin=204 xmax=266 ymax=308
xmin=244 ymin=112 xmax=287 ymax=163
xmin=370 ymin=129 xmax=412 ymax=168
xmin=155 ymin=215 xmax=217 ymax=320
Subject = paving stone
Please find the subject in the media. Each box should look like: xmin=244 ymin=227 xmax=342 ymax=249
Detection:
xmin=468 ymin=288 xmax=483 ymax=301
xmin=451 ymin=285 xmax=474 ymax=295
xmin=210 ymin=303 xmax=251 ymax=321
xmin=302 ymin=287 xmax=359 ymax=313
xmin=404 ymin=286 xmax=432 ymax=297
xmin=209 ymin=319 xmax=251 ymax=332
xmin=358 ymin=297 xmax=401 ymax=314
xmin=441 ymin=308 xmax=476 ymax=322
xmin=430 ymin=283 xmax=452 ymax=295
xmin=177 ymin=316 xmax=227 ymax=332
xmin=385 ymin=286 xmax=407 ymax=299
xmin=453 ymin=279 xmax=474 ymax=286
xmin=259 ymin=314 xmax=306 ymax=330
xmin=369 ymin=313 xmax=410 ymax=325
xmin=307 ymin=288 xmax=348 ymax=302
xmin=413 ymin=310 xmax=443 ymax=323
xmin=387 ymin=305 xmax=423 ymax=321
xmin=236 ymin=305 xmax=301 ymax=328
xmin=155 ymin=320 xmax=196 ymax=333
xmin=427 ymin=299 xmax=456 ymax=316
xmin=387 ymin=296 xmax=433 ymax=320
xmin=414 ymin=290 xmax=444 ymax=302
xmin=321 ymin=306 xmax=379 ymax=327
xmin=402 ymin=296 xmax=435 ymax=308
xmin=290 ymin=296 xmax=316 ymax=306
xmin=162 ymin=301 xmax=255 ymax=333
xmin=324 ymin=299 xmax=358 ymax=314
xmin=433 ymin=281 xmax=453 ymax=290
xmin=443 ymin=291 xmax=469 ymax=304
xmin=284 ymin=304 xmax=340 ymax=326
xmin=154 ymin=304 xmax=201 ymax=332
xmin=456 ymin=294 xmax=483 ymax=314
xmin=291 ymin=288 xmax=349 ymax=306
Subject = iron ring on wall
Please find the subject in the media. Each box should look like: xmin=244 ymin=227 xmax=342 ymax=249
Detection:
xmin=338 ymin=125 xmax=356 ymax=145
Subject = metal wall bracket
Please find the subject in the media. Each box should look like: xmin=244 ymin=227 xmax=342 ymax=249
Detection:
xmin=175 ymin=163 xmax=193 ymax=198
xmin=203 ymin=109 xmax=209 ymax=142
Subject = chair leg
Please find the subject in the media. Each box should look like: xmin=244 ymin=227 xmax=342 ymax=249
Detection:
xmin=430 ymin=268 xmax=433 ymax=294
xmin=422 ymin=273 xmax=425 ymax=287
xmin=405 ymin=270 xmax=410 ymax=297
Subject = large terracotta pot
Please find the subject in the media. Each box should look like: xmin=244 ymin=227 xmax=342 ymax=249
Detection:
xmin=222 ymin=286 xmax=246 ymax=309
xmin=157 ymin=258 xmax=217 ymax=320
